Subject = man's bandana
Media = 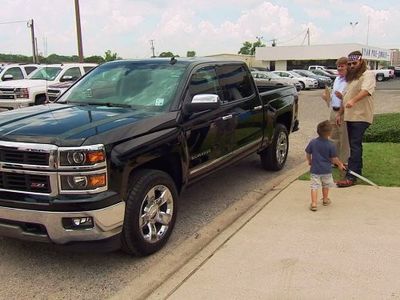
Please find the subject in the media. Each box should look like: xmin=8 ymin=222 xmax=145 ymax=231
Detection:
xmin=348 ymin=54 xmax=362 ymax=62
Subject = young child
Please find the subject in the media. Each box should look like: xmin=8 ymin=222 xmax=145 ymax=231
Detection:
xmin=305 ymin=120 xmax=345 ymax=211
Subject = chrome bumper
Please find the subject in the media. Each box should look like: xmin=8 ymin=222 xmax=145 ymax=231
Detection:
xmin=0 ymin=202 xmax=125 ymax=244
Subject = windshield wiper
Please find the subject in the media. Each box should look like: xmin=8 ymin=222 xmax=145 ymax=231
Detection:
xmin=66 ymin=101 xmax=134 ymax=108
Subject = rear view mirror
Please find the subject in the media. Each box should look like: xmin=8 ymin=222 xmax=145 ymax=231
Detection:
xmin=185 ymin=94 xmax=221 ymax=113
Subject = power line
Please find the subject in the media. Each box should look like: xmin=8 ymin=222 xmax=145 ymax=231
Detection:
xmin=0 ymin=20 xmax=28 ymax=25
xmin=278 ymin=29 xmax=308 ymax=45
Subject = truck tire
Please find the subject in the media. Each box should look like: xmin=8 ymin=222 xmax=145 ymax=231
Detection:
xmin=35 ymin=95 xmax=46 ymax=105
xmin=121 ymin=169 xmax=178 ymax=256
xmin=260 ymin=124 xmax=289 ymax=171
xmin=376 ymin=74 xmax=384 ymax=82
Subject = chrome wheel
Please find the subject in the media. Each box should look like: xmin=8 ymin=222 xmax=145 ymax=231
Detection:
xmin=276 ymin=131 xmax=288 ymax=165
xmin=139 ymin=185 xmax=174 ymax=243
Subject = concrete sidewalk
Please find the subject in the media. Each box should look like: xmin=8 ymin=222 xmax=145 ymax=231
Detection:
xmin=149 ymin=180 xmax=400 ymax=300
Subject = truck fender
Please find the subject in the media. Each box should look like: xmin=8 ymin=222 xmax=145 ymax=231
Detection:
xmin=110 ymin=128 xmax=189 ymax=199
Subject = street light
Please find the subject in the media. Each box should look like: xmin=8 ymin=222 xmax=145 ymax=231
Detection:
xmin=350 ymin=21 xmax=358 ymax=32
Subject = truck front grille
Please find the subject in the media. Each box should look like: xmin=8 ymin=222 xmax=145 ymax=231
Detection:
xmin=0 ymin=88 xmax=15 ymax=100
xmin=0 ymin=172 xmax=51 ymax=193
xmin=0 ymin=148 xmax=49 ymax=165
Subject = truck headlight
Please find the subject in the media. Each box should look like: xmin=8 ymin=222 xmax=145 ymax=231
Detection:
xmin=60 ymin=173 xmax=107 ymax=191
xmin=59 ymin=145 xmax=105 ymax=167
xmin=15 ymin=88 xmax=29 ymax=99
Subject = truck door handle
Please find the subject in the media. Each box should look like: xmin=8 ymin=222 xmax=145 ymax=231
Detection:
xmin=253 ymin=105 xmax=263 ymax=111
xmin=222 ymin=114 xmax=233 ymax=120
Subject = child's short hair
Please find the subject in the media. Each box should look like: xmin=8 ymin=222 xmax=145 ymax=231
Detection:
xmin=317 ymin=120 xmax=332 ymax=137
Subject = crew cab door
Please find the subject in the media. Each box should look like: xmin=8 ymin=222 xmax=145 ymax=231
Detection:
xmin=182 ymin=65 xmax=237 ymax=178
xmin=216 ymin=64 xmax=264 ymax=155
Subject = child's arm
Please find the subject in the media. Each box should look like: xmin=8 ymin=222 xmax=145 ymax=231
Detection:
xmin=331 ymin=157 xmax=345 ymax=170
xmin=306 ymin=153 xmax=312 ymax=166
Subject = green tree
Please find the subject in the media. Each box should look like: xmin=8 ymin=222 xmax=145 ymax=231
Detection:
xmin=104 ymin=50 xmax=118 ymax=62
xmin=159 ymin=51 xmax=175 ymax=58
xmin=186 ymin=51 xmax=196 ymax=57
xmin=238 ymin=40 xmax=266 ymax=55
xmin=84 ymin=55 xmax=105 ymax=64
xmin=238 ymin=41 xmax=252 ymax=55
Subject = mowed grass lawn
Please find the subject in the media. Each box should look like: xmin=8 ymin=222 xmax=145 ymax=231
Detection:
xmin=299 ymin=143 xmax=400 ymax=187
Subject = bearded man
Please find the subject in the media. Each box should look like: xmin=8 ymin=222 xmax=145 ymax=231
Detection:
xmin=336 ymin=50 xmax=376 ymax=187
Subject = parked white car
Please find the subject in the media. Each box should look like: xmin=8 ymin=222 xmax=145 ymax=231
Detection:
xmin=272 ymin=71 xmax=318 ymax=89
xmin=308 ymin=65 xmax=327 ymax=71
xmin=0 ymin=63 xmax=97 ymax=110
xmin=0 ymin=64 xmax=38 ymax=81
xmin=252 ymin=71 xmax=302 ymax=91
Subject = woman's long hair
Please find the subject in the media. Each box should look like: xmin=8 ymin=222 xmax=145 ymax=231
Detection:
xmin=346 ymin=60 xmax=367 ymax=82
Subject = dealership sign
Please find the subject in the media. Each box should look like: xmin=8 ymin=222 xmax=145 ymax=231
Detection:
xmin=362 ymin=47 xmax=389 ymax=60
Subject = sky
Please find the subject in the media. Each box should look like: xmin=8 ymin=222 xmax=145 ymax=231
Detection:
xmin=0 ymin=0 xmax=399 ymax=59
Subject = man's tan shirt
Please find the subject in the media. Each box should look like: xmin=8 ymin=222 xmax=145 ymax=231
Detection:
xmin=343 ymin=70 xmax=376 ymax=124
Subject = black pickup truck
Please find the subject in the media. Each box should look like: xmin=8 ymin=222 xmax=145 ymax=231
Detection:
xmin=0 ymin=58 xmax=298 ymax=256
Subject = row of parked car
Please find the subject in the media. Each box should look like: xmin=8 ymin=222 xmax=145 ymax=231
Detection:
xmin=251 ymin=62 xmax=397 ymax=92
xmin=0 ymin=63 xmax=97 ymax=110
xmin=251 ymin=68 xmax=334 ymax=91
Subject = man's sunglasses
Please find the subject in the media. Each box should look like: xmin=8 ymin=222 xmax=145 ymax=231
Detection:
xmin=348 ymin=61 xmax=359 ymax=66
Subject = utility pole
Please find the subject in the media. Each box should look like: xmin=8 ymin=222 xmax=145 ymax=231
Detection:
xmin=27 ymin=19 xmax=37 ymax=63
xmin=35 ymin=37 xmax=40 ymax=63
xmin=150 ymin=40 xmax=155 ymax=57
xmin=74 ymin=0 xmax=84 ymax=62
xmin=366 ymin=16 xmax=370 ymax=45
xmin=307 ymin=28 xmax=310 ymax=46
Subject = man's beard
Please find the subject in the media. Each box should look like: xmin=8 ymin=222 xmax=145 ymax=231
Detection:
xmin=346 ymin=61 xmax=365 ymax=81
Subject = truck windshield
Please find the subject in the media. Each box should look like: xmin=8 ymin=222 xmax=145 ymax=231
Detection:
xmin=30 ymin=67 xmax=62 ymax=81
xmin=59 ymin=61 xmax=187 ymax=111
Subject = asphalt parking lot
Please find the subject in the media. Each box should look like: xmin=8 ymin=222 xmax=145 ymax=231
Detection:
xmin=376 ymin=77 xmax=400 ymax=90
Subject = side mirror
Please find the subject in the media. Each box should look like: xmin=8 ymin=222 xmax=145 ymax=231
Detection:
xmin=184 ymin=94 xmax=221 ymax=113
xmin=3 ymin=74 xmax=13 ymax=81
xmin=60 ymin=75 xmax=74 ymax=82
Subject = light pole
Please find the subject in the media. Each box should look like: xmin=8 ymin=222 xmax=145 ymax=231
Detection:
xmin=350 ymin=21 xmax=358 ymax=33
xmin=74 ymin=0 xmax=84 ymax=62
xmin=27 ymin=19 xmax=37 ymax=63
xmin=150 ymin=40 xmax=155 ymax=58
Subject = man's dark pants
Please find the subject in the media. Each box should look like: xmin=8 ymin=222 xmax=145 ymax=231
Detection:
xmin=346 ymin=121 xmax=370 ymax=180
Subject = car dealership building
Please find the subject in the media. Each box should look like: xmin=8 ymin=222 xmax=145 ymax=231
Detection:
xmin=255 ymin=43 xmax=391 ymax=71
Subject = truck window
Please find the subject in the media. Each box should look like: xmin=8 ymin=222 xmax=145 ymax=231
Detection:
xmin=24 ymin=66 xmax=38 ymax=75
xmin=188 ymin=66 xmax=219 ymax=97
xmin=63 ymin=67 xmax=82 ymax=81
xmin=217 ymin=65 xmax=254 ymax=102
xmin=4 ymin=67 xmax=24 ymax=80
xmin=83 ymin=66 xmax=95 ymax=73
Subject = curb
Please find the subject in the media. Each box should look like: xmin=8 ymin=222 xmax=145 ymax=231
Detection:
xmin=110 ymin=162 xmax=309 ymax=300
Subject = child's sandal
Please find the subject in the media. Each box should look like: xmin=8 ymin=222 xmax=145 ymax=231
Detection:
xmin=322 ymin=198 xmax=331 ymax=206
xmin=309 ymin=204 xmax=317 ymax=211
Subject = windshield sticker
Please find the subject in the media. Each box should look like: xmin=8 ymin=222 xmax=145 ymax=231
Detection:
xmin=155 ymin=98 xmax=164 ymax=106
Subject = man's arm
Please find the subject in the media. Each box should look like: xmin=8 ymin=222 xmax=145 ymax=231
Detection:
xmin=345 ymin=90 xmax=370 ymax=108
